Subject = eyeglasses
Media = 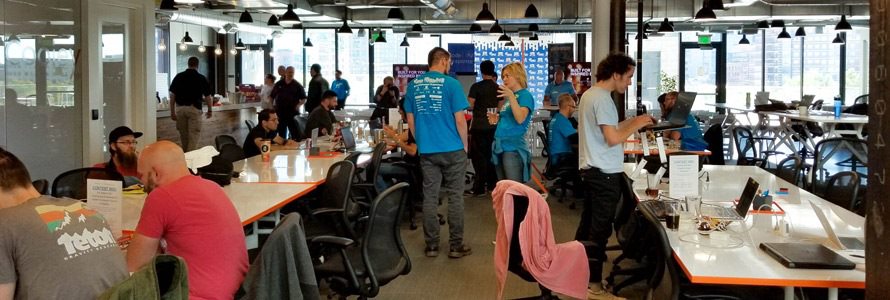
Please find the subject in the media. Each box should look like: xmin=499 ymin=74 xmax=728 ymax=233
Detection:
xmin=116 ymin=141 xmax=138 ymax=145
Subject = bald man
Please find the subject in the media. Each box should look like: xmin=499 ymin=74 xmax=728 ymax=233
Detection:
xmin=128 ymin=141 xmax=247 ymax=300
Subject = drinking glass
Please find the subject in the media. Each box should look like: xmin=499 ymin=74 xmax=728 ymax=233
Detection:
xmin=487 ymin=108 xmax=498 ymax=125
xmin=646 ymin=172 xmax=659 ymax=197
xmin=665 ymin=202 xmax=680 ymax=231
xmin=685 ymin=195 xmax=702 ymax=219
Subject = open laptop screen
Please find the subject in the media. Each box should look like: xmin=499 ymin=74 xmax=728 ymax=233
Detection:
xmin=735 ymin=177 xmax=760 ymax=218
xmin=341 ymin=128 xmax=356 ymax=150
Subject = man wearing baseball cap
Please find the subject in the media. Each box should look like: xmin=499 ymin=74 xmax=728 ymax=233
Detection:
xmin=94 ymin=126 xmax=142 ymax=179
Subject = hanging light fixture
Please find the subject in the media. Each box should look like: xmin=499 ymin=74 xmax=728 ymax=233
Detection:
xmin=339 ymin=8 xmax=353 ymax=34
xmin=279 ymin=4 xmax=301 ymax=26
xmin=694 ymin=1 xmax=716 ymax=21
xmin=374 ymin=29 xmax=387 ymax=43
xmin=157 ymin=40 xmax=167 ymax=51
xmin=795 ymin=27 xmax=806 ymax=37
xmin=530 ymin=34 xmax=539 ymax=41
xmin=214 ymin=44 xmax=223 ymax=55
xmin=411 ymin=24 xmax=423 ymax=33
xmin=658 ymin=18 xmax=674 ymax=33
xmin=235 ymin=38 xmax=246 ymax=49
xmin=635 ymin=32 xmax=647 ymax=40
xmin=267 ymin=15 xmax=280 ymax=27
xmin=198 ymin=44 xmax=206 ymax=52
xmin=524 ymin=3 xmax=539 ymax=18
xmin=757 ymin=20 xmax=770 ymax=29
xmin=230 ymin=48 xmax=238 ymax=55
xmin=505 ymin=39 xmax=515 ymax=47
xmin=358 ymin=28 xmax=366 ymax=37
xmin=739 ymin=34 xmax=750 ymax=44
xmin=835 ymin=15 xmax=852 ymax=31
xmin=304 ymin=38 xmax=313 ymax=47
xmin=178 ymin=43 xmax=188 ymax=51
xmin=400 ymin=36 xmax=410 ymax=47
xmin=387 ymin=8 xmax=405 ymax=20
xmin=708 ymin=0 xmax=725 ymax=11
xmin=498 ymin=32 xmax=511 ymax=42
xmin=475 ymin=2 xmax=496 ymax=24
xmin=180 ymin=31 xmax=194 ymax=44
xmin=489 ymin=20 xmax=503 ymax=35
xmin=470 ymin=23 xmax=482 ymax=33
xmin=217 ymin=27 xmax=227 ymax=34
xmin=777 ymin=27 xmax=791 ymax=39
xmin=159 ymin=0 xmax=177 ymax=10
xmin=832 ymin=33 xmax=845 ymax=44
xmin=239 ymin=10 xmax=253 ymax=23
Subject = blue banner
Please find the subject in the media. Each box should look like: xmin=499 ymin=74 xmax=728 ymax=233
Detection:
xmin=448 ymin=43 xmax=475 ymax=76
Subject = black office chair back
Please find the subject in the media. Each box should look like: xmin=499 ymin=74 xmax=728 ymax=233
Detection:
xmin=775 ymin=156 xmax=803 ymax=187
xmin=215 ymin=134 xmax=238 ymax=151
xmin=824 ymin=171 xmax=861 ymax=212
xmin=52 ymin=167 xmax=125 ymax=200
xmin=362 ymin=182 xmax=411 ymax=296
xmin=295 ymin=116 xmax=309 ymax=140
xmin=732 ymin=127 xmax=760 ymax=166
xmin=810 ymin=137 xmax=867 ymax=195
xmin=245 ymin=120 xmax=256 ymax=131
xmin=810 ymin=99 xmax=824 ymax=110
xmin=536 ymin=130 xmax=549 ymax=159
xmin=614 ymin=174 xmax=639 ymax=234
xmin=323 ymin=161 xmax=357 ymax=216
xmin=32 ymin=179 xmax=49 ymax=195
xmin=639 ymin=201 xmax=681 ymax=300
xmin=218 ymin=143 xmax=245 ymax=163
xmin=363 ymin=142 xmax=387 ymax=187
xmin=508 ymin=195 xmax=537 ymax=281
xmin=343 ymin=151 xmax=362 ymax=165
xmin=853 ymin=94 xmax=868 ymax=105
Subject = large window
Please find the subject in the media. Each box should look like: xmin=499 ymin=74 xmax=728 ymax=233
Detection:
xmin=726 ymin=31 xmax=764 ymax=108
xmin=406 ymin=34 xmax=439 ymax=64
xmin=372 ymin=30 xmax=406 ymax=94
xmin=304 ymin=29 xmax=336 ymax=83
xmin=845 ymin=28 xmax=869 ymax=102
xmin=764 ymin=28 xmax=805 ymax=101
xmin=272 ymin=30 xmax=304 ymax=82
xmin=626 ymin=32 xmax=681 ymax=112
xmin=338 ymin=31 xmax=370 ymax=105
xmin=802 ymin=30 xmax=841 ymax=102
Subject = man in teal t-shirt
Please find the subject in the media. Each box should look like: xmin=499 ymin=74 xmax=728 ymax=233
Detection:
xmin=544 ymin=68 xmax=578 ymax=106
xmin=404 ymin=47 xmax=472 ymax=259
xmin=548 ymin=94 xmax=578 ymax=169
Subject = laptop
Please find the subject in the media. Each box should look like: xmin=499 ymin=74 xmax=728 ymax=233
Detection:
xmin=700 ymin=177 xmax=760 ymax=220
xmin=809 ymin=202 xmax=865 ymax=251
xmin=759 ymin=242 xmax=856 ymax=269
xmin=340 ymin=127 xmax=357 ymax=150
xmin=755 ymin=91 xmax=770 ymax=105
xmin=641 ymin=92 xmax=696 ymax=132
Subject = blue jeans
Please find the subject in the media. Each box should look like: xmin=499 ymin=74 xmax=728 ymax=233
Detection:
xmin=375 ymin=163 xmax=411 ymax=192
xmin=420 ymin=150 xmax=467 ymax=249
xmin=495 ymin=151 xmax=523 ymax=182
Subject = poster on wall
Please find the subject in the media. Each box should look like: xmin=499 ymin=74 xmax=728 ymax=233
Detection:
xmin=523 ymin=42 xmax=549 ymax=103
xmin=392 ymin=64 xmax=429 ymax=95
xmin=566 ymin=62 xmax=593 ymax=95
xmin=474 ymin=41 xmax=549 ymax=105
xmin=547 ymin=43 xmax=574 ymax=82
xmin=448 ymin=43 xmax=475 ymax=76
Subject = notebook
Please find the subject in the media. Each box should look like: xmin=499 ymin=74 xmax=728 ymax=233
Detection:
xmin=759 ymin=242 xmax=856 ymax=269
xmin=700 ymin=177 xmax=759 ymax=220
xmin=810 ymin=202 xmax=865 ymax=251
xmin=641 ymin=92 xmax=696 ymax=132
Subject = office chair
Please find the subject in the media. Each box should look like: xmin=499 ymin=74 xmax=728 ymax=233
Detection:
xmin=536 ymin=131 xmax=579 ymax=208
xmin=352 ymin=142 xmax=387 ymax=205
xmin=508 ymin=195 xmax=557 ymax=300
xmin=311 ymin=183 xmax=412 ymax=300
xmin=809 ymin=138 xmax=867 ymax=196
xmin=824 ymin=171 xmax=861 ymax=213
xmin=732 ymin=127 xmax=781 ymax=168
xmin=52 ymin=167 xmax=124 ymax=200
xmin=306 ymin=160 xmax=363 ymax=239
xmin=215 ymin=134 xmax=238 ymax=151
xmin=775 ymin=156 xmax=803 ymax=187
xmin=245 ymin=120 xmax=256 ymax=132
xmin=32 ymin=179 xmax=49 ymax=195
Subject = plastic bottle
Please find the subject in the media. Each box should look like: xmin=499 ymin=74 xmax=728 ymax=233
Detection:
xmin=834 ymin=95 xmax=842 ymax=119
xmin=745 ymin=92 xmax=751 ymax=108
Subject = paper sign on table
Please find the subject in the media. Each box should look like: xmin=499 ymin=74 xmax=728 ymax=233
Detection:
xmin=86 ymin=179 xmax=123 ymax=238
xmin=669 ymin=155 xmax=699 ymax=198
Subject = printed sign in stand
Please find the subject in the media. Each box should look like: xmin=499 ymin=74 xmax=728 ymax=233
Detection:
xmin=86 ymin=179 xmax=123 ymax=238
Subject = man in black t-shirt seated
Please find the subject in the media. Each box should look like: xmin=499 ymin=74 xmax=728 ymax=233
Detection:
xmin=304 ymin=90 xmax=339 ymax=137
xmin=243 ymin=109 xmax=299 ymax=158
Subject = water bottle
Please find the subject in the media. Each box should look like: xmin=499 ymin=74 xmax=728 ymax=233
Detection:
xmin=833 ymin=95 xmax=842 ymax=119
xmin=745 ymin=92 xmax=751 ymax=107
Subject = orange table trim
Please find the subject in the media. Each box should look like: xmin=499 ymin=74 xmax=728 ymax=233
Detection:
xmin=672 ymin=252 xmax=864 ymax=289
xmin=240 ymin=183 xmax=320 ymax=225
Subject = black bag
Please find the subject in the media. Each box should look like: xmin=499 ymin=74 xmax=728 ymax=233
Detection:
xmin=197 ymin=155 xmax=234 ymax=186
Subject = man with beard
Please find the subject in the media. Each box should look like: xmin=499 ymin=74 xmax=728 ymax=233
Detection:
xmin=128 ymin=141 xmax=248 ymax=300
xmin=94 ymin=126 xmax=142 ymax=185
xmin=305 ymin=64 xmax=330 ymax=114
xmin=305 ymin=90 xmax=339 ymax=137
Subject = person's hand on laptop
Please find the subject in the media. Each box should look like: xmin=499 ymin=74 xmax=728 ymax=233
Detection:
xmin=633 ymin=114 xmax=657 ymax=128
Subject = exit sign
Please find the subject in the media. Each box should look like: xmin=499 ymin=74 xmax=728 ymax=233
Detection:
xmin=698 ymin=35 xmax=712 ymax=45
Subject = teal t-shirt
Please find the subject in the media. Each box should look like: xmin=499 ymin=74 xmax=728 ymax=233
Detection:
xmin=548 ymin=112 xmax=577 ymax=155
xmin=678 ymin=115 xmax=708 ymax=151
xmin=544 ymin=81 xmax=576 ymax=105
xmin=404 ymin=71 xmax=470 ymax=154
xmin=330 ymin=79 xmax=350 ymax=100
xmin=495 ymin=89 xmax=535 ymax=142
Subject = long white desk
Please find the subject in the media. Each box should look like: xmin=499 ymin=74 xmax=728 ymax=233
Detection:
xmin=764 ymin=110 xmax=868 ymax=153
xmin=624 ymin=164 xmax=865 ymax=300
xmin=234 ymin=149 xmax=349 ymax=184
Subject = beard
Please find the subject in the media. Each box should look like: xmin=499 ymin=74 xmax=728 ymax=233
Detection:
xmin=117 ymin=150 xmax=138 ymax=170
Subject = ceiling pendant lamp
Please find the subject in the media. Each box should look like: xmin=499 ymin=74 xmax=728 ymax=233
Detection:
xmin=239 ymin=10 xmax=253 ymax=23
xmin=400 ymin=36 xmax=410 ymax=47
xmin=757 ymin=20 xmax=770 ymax=29
xmin=214 ymin=44 xmax=223 ymax=55
xmin=470 ymin=23 xmax=482 ymax=33
xmin=530 ymin=34 xmax=539 ymax=41
xmin=475 ymin=3 xmax=496 ymax=24
xmin=505 ymin=39 xmax=515 ymax=47
xmin=387 ymin=8 xmax=405 ymax=20
xmin=708 ymin=0 xmax=725 ymax=11
xmin=230 ymin=48 xmax=238 ymax=55
xmin=159 ymin=0 xmax=178 ymax=10
xmin=157 ymin=39 xmax=167 ymax=51
xmin=279 ymin=4 xmax=302 ymax=26
xmin=498 ymin=32 xmax=511 ymax=42
xmin=739 ymin=34 xmax=750 ymax=44
xmin=832 ymin=33 xmax=845 ymax=44
xmin=658 ymin=18 xmax=674 ymax=33
xmin=197 ymin=43 xmax=206 ymax=52
xmin=777 ymin=27 xmax=791 ymax=39
xmin=178 ymin=43 xmax=188 ymax=51
xmin=411 ymin=24 xmax=423 ymax=33
xmin=339 ymin=20 xmax=353 ymax=34
xmin=267 ymin=15 xmax=280 ymax=27
xmin=375 ymin=30 xmax=387 ymax=43
xmin=303 ymin=38 xmax=313 ymax=47
xmin=635 ymin=32 xmax=647 ymax=40
xmin=489 ymin=20 xmax=503 ymax=34
xmin=835 ymin=15 xmax=852 ymax=31
xmin=795 ymin=27 xmax=806 ymax=37
xmin=358 ymin=28 xmax=367 ymax=37
xmin=235 ymin=38 xmax=246 ymax=49
xmin=524 ymin=3 xmax=539 ymax=18
xmin=181 ymin=31 xmax=194 ymax=44
xmin=694 ymin=1 xmax=716 ymax=21
xmin=528 ymin=23 xmax=539 ymax=32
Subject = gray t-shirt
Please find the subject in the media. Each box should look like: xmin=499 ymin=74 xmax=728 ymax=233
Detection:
xmin=0 ymin=196 xmax=128 ymax=299
xmin=578 ymin=86 xmax=624 ymax=174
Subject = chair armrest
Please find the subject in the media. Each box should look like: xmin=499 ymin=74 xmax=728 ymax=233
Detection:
xmin=311 ymin=208 xmax=345 ymax=217
xmin=309 ymin=235 xmax=355 ymax=248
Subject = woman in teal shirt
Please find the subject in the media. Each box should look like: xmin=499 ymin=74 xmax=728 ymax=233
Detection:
xmin=488 ymin=62 xmax=535 ymax=182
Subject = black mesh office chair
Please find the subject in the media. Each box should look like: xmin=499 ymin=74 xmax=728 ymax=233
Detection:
xmin=732 ymin=127 xmax=781 ymax=168
xmin=307 ymin=160 xmax=362 ymax=239
xmin=809 ymin=138 xmax=867 ymax=196
xmin=824 ymin=171 xmax=861 ymax=213
xmin=245 ymin=120 xmax=256 ymax=132
xmin=218 ymin=143 xmax=245 ymax=163
xmin=536 ymin=131 xmax=578 ymax=208
xmin=775 ymin=156 xmax=803 ymax=187
xmin=215 ymin=134 xmax=238 ymax=151
xmin=32 ymin=179 xmax=49 ymax=195
xmin=352 ymin=142 xmax=387 ymax=205
xmin=508 ymin=195 xmax=556 ymax=300
xmin=52 ymin=167 xmax=124 ymax=200
xmin=311 ymin=183 xmax=412 ymax=300
xmin=606 ymin=175 xmax=654 ymax=294
xmin=853 ymin=94 xmax=868 ymax=105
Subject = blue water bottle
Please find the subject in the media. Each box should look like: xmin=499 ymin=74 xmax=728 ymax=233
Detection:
xmin=833 ymin=95 xmax=842 ymax=119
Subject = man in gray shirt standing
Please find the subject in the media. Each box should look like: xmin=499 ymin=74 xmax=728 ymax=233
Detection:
xmin=0 ymin=147 xmax=128 ymax=299
xmin=576 ymin=53 xmax=654 ymax=300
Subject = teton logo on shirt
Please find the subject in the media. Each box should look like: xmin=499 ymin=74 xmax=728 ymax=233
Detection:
xmin=34 ymin=203 xmax=117 ymax=260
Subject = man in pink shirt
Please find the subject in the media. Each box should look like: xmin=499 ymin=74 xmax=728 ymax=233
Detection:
xmin=127 ymin=141 xmax=247 ymax=300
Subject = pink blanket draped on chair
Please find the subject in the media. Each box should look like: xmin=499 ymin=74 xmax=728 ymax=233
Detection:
xmin=492 ymin=180 xmax=590 ymax=299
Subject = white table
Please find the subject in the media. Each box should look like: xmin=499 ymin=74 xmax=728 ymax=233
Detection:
xmin=624 ymin=164 xmax=865 ymax=300
xmin=234 ymin=149 xmax=349 ymax=184
xmin=764 ymin=110 xmax=868 ymax=153
xmin=706 ymin=103 xmax=760 ymax=160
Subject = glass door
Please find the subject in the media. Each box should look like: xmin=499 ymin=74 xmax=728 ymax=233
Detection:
xmin=101 ymin=23 xmax=127 ymax=153
xmin=680 ymin=42 xmax=726 ymax=111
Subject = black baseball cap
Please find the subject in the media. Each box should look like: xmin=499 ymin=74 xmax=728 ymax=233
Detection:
xmin=108 ymin=126 xmax=143 ymax=143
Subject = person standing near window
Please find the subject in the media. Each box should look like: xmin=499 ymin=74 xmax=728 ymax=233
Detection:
xmin=305 ymin=64 xmax=330 ymax=114
xmin=330 ymin=70 xmax=351 ymax=110
xmin=258 ymin=74 xmax=276 ymax=110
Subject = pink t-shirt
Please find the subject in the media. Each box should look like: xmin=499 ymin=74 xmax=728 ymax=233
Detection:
xmin=136 ymin=175 xmax=248 ymax=300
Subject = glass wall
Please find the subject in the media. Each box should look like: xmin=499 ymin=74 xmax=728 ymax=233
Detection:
xmin=626 ymin=33 xmax=681 ymax=111
xmin=372 ymin=30 xmax=406 ymax=94
xmin=802 ymin=30 xmax=841 ymax=102
xmin=764 ymin=28 xmax=805 ymax=101
xmin=272 ymin=30 xmax=304 ymax=82
xmin=304 ymin=29 xmax=336 ymax=82
xmin=338 ymin=30 xmax=370 ymax=105
xmin=406 ymin=34 xmax=439 ymax=65
xmin=1 ymin=0 xmax=82 ymax=180
xmin=726 ymin=31 xmax=764 ymax=107
xmin=845 ymin=28 xmax=869 ymax=102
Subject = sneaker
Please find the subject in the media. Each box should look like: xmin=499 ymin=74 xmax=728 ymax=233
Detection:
xmin=424 ymin=246 xmax=439 ymax=257
xmin=587 ymin=288 xmax=625 ymax=300
xmin=448 ymin=244 xmax=472 ymax=258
